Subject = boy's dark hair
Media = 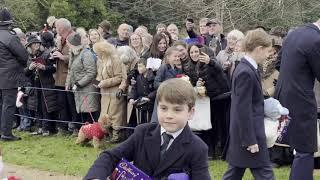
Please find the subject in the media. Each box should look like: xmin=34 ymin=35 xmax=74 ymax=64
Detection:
xmin=156 ymin=78 xmax=196 ymax=110
xmin=138 ymin=58 xmax=147 ymax=66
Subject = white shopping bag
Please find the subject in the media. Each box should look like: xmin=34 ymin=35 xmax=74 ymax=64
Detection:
xmin=188 ymin=96 xmax=212 ymax=131
xmin=264 ymin=117 xmax=279 ymax=148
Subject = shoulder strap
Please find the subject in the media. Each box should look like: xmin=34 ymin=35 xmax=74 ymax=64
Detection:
xmin=81 ymin=48 xmax=97 ymax=64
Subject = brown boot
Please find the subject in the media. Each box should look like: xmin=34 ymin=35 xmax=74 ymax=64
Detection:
xmin=109 ymin=130 xmax=121 ymax=143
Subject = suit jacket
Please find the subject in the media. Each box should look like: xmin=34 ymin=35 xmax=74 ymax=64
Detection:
xmin=84 ymin=123 xmax=210 ymax=180
xmin=225 ymin=58 xmax=270 ymax=168
xmin=275 ymin=23 xmax=320 ymax=153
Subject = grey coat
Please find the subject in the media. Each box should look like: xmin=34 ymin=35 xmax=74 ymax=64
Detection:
xmin=66 ymin=48 xmax=100 ymax=113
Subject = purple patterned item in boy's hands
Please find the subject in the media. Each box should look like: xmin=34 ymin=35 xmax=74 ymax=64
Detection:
xmin=111 ymin=158 xmax=153 ymax=180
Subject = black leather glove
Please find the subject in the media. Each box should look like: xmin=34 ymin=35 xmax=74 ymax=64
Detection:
xmin=116 ymin=89 xmax=124 ymax=99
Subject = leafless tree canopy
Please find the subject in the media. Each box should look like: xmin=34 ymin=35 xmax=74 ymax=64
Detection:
xmin=1 ymin=0 xmax=319 ymax=33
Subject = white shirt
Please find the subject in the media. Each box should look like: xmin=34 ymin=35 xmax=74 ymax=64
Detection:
xmin=313 ymin=23 xmax=320 ymax=30
xmin=244 ymin=55 xmax=258 ymax=70
xmin=160 ymin=127 xmax=184 ymax=150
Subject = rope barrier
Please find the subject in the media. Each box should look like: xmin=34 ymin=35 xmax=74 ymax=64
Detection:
xmin=14 ymin=114 xmax=136 ymax=130
xmin=23 ymin=86 xmax=127 ymax=96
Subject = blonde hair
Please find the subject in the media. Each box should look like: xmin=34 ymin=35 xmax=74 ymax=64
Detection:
xmin=242 ymin=29 xmax=272 ymax=52
xmin=163 ymin=46 xmax=179 ymax=64
xmin=129 ymin=32 xmax=143 ymax=48
xmin=88 ymin=29 xmax=102 ymax=44
xmin=46 ymin=16 xmax=56 ymax=27
xmin=156 ymin=78 xmax=196 ymax=110
xmin=117 ymin=46 xmax=138 ymax=65
xmin=227 ymin=29 xmax=245 ymax=41
xmin=199 ymin=18 xmax=209 ymax=25
xmin=76 ymin=27 xmax=87 ymax=37
xmin=93 ymin=41 xmax=118 ymax=63
xmin=142 ymin=33 xmax=153 ymax=49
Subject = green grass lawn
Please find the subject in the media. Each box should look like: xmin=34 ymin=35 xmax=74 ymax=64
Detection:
xmin=0 ymin=131 xmax=318 ymax=179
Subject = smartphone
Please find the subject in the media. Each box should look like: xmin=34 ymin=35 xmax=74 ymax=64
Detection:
xmin=199 ymin=47 xmax=206 ymax=54
xmin=33 ymin=57 xmax=45 ymax=65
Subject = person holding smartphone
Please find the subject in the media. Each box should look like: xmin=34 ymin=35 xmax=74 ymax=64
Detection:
xmin=25 ymin=34 xmax=59 ymax=136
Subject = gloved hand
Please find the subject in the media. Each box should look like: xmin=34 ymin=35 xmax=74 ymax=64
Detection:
xmin=72 ymin=84 xmax=77 ymax=91
xmin=116 ymin=89 xmax=124 ymax=99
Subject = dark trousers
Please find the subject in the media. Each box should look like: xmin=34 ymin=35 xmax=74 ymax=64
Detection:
xmin=209 ymin=98 xmax=230 ymax=157
xmin=290 ymin=151 xmax=314 ymax=180
xmin=34 ymin=90 xmax=56 ymax=132
xmin=18 ymin=106 xmax=32 ymax=130
xmin=223 ymin=164 xmax=275 ymax=180
xmin=0 ymin=89 xmax=18 ymax=136
xmin=56 ymin=86 xmax=78 ymax=130
xmin=269 ymin=145 xmax=294 ymax=166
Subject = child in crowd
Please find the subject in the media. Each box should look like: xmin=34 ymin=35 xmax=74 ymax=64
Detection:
xmin=84 ymin=78 xmax=210 ymax=180
xmin=151 ymin=47 xmax=182 ymax=123
xmin=154 ymin=47 xmax=182 ymax=89
xmin=128 ymin=58 xmax=156 ymax=124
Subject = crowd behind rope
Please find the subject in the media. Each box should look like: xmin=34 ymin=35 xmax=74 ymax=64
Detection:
xmin=1 ymin=7 xmax=320 ymax=176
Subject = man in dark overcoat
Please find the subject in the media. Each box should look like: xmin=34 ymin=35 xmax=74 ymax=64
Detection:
xmin=0 ymin=7 xmax=29 ymax=141
xmin=275 ymin=19 xmax=320 ymax=180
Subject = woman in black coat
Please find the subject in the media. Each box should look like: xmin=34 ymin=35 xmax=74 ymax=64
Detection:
xmin=24 ymin=35 xmax=59 ymax=136
xmin=185 ymin=44 xmax=230 ymax=159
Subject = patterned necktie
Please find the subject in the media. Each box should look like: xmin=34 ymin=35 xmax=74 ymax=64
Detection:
xmin=160 ymin=132 xmax=173 ymax=156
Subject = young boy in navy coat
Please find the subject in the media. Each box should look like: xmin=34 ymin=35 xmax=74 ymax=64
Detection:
xmin=84 ymin=78 xmax=210 ymax=180
xmin=223 ymin=29 xmax=274 ymax=180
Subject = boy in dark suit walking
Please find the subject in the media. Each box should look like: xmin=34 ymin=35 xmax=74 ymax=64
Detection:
xmin=84 ymin=78 xmax=210 ymax=180
xmin=223 ymin=29 xmax=274 ymax=180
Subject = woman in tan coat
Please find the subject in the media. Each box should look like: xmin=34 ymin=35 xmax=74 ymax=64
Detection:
xmin=93 ymin=41 xmax=127 ymax=143
xmin=261 ymin=36 xmax=282 ymax=97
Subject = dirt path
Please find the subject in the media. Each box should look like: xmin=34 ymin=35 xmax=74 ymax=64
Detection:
xmin=2 ymin=163 xmax=82 ymax=180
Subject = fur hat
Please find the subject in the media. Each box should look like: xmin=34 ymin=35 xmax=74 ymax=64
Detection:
xmin=67 ymin=33 xmax=82 ymax=46
xmin=25 ymin=35 xmax=42 ymax=47
xmin=0 ymin=7 xmax=13 ymax=26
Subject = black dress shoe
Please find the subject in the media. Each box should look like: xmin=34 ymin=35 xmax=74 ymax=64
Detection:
xmin=1 ymin=135 xmax=22 ymax=141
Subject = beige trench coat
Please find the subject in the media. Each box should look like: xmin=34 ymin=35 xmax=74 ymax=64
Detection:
xmin=97 ymin=58 xmax=127 ymax=129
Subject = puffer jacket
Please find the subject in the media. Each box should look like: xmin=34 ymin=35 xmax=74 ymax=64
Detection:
xmin=0 ymin=25 xmax=29 ymax=89
xmin=66 ymin=48 xmax=100 ymax=113
xmin=25 ymin=49 xmax=59 ymax=113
